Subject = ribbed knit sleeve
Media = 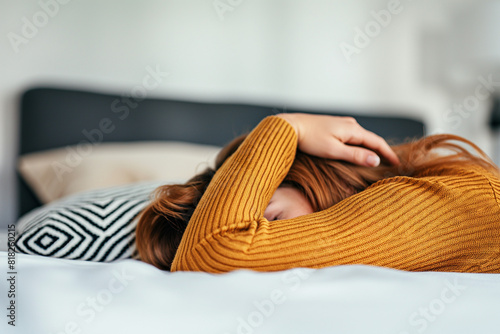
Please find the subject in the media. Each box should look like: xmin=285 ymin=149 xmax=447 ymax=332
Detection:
xmin=171 ymin=116 xmax=500 ymax=273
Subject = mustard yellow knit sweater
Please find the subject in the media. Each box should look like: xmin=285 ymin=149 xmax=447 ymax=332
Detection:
xmin=171 ymin=116 xmax=500 ymax=273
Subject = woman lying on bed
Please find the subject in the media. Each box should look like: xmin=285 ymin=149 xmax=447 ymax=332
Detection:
xmin=136 ymin=113 xmax=500 ymax=273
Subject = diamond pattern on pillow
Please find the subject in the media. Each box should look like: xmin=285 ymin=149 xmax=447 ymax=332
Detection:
xmin=15 ymin=181 xmax=164 ymax=262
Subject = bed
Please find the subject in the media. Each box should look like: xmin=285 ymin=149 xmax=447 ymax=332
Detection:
xmin=3 ymin=86 xmax=500 ymax=334
xmin=16 ymin=87 xmax=425 ymax=218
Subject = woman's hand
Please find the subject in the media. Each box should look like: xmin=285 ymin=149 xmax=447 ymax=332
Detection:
xmin=277 ymin=113 xmax=400 ymax=167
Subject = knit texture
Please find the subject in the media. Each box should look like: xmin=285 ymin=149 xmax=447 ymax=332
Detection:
xmin=171 ymin=116 xmax=500 ymax=273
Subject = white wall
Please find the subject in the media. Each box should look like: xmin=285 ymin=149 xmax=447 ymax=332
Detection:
xmin=1 ymin=0 xmax=498 ymax=228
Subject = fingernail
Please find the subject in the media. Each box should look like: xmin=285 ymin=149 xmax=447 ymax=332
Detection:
xmin=366 ymin=155 xmax=380 ymax=167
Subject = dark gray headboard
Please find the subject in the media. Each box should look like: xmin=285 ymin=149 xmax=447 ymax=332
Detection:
xmin=18 ymin=87 xmax=425 ymax=217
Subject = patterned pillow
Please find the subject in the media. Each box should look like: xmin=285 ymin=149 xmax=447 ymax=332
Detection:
xmin=15 ymin=181 xmax=165 ymax=262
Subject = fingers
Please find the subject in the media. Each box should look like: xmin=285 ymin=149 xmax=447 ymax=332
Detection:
xmin=334 ymin=144 xmax=382 ymax=167
xmin=289 ymin=113 xmax=401 ymax=167
xmin=342 ymin=124 xmax=400 ymax=166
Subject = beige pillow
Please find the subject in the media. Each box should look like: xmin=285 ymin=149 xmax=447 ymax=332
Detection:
xmin=18 ymin=141 xmax=221 ymax=203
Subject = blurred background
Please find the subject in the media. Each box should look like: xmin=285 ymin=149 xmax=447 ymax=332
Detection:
xmin=1 ymin=0 xmax=500 ymax=228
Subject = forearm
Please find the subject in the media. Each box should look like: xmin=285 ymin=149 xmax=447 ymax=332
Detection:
xmin=172 ymin=116 xmax=297 ymax=270
xmin=175 ymin=171 xmax=500 ymax=273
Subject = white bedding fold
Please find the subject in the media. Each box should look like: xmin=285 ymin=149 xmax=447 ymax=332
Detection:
xmin=1 ymin=252 xmax=499 ymax=334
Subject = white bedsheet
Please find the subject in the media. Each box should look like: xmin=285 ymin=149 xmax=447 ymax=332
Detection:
xmin=1 ymin=252 xmax=499 ymax=334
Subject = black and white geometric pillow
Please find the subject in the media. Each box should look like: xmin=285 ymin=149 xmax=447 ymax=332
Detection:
xmin=15 ymin=181 xmax=165 ymax=262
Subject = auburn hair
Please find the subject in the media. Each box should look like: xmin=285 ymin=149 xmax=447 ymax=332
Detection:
xmin=135 ymin=132 xmax=499 ymax=271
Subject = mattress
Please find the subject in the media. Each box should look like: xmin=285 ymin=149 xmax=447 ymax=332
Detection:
xmin=1 ymin=252 xmax=499 ymax=334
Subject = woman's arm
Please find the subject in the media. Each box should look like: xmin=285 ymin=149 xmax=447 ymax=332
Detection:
xmin=171 ymin=115 xmax=500 ymax=273
xmin=172 ymin=115 xmax=297 ymax=271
